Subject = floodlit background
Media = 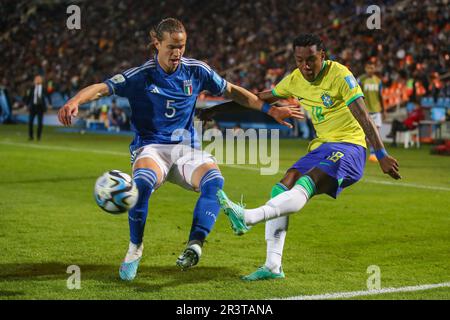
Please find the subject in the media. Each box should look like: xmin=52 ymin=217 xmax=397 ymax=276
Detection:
xmin=0 ymin=0 xmax=448 ymax=299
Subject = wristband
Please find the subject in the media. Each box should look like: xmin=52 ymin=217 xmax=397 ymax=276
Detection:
xmin=261 ymin=102 xmax=272 ymax=114
xmin=375 ymin=148 xmax=388 ymax=160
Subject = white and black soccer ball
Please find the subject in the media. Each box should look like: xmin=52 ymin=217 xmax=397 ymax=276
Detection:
xmin=94 ymin=170 xmax=138 ymax=214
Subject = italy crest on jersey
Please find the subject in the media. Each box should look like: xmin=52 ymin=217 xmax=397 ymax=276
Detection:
xmin=183 ymin=80 xmax=193 ymax=96
xmin=321 ymin=93 xmax=333 ymax=108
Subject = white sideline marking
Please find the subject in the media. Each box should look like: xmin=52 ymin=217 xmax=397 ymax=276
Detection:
xmin=275 ymin=282 xmax=450 ymax=300
xmin=1 ymin=141 xmax=449 ymax=192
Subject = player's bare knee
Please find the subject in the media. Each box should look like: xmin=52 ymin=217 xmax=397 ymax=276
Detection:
xmin=133 ymin=157 xmax=164 ymax=185
xmin=280 ymin=169 xmax=302 ymax=189
xmin=305 ymin=167 xmax=336 ymax=195
xmin=191 ymin=162 xmax=220 ymax=190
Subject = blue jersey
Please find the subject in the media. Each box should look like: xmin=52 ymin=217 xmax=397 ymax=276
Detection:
xmin=104 ymin=56 xmax=227 ymax=151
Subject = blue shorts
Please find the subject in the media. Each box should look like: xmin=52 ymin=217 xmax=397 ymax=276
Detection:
xmin=290 ymin=142 xmax=366 ymax=198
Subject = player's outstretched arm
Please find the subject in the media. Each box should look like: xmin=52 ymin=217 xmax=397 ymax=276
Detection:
xmin=257 ymin=90 xmax=280 ymax=104
xmin=223 ymin=82 xmax=303 ymax=128
xmin=348 ymin=97 xmax=401 ymax=180
xmin=197 ymin=89 xmax=282 ymax=122
xmin=58 ymin=83 xmax=110 ymax=126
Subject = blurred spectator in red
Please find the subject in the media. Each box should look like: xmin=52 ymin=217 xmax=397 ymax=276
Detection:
xmin=387 ymin=103 xmax=425 ymax=146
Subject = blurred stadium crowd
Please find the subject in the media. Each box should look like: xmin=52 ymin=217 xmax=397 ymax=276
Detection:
xmin=0 ymin=0 xmax=449 ymax=110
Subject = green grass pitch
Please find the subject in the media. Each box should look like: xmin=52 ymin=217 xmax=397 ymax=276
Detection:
xmin=0 ymin=125 xmax=449 ymax=299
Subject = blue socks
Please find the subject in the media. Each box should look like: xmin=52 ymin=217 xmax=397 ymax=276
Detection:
xmin=128 ymin=168 xmax=224 ymax=246
xmin=129 ymin=168 xmax=157 ymax=245
xmin=189 ymin=169 xmax=224 ymax=243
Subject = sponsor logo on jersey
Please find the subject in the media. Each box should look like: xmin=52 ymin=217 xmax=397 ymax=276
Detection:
xmin=149 ymin=86 xmax=160 ymax=94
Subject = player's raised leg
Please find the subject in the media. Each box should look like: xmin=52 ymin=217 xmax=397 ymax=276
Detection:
xmin=119 ymin=156 xmax=163 ymax=281
xmin=219 ymin=143 xmax=366 ymax=234
xmin=176 ymin=160 xmax=224 ymax=270
xmin=218 ymin=173 xmax=316 ymax=235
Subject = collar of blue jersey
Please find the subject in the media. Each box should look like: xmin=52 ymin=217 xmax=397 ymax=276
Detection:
xmin=307 ymin=60 xmax=327 ymax=83
xmin=154 ymin=53 xmax=182 ymax=77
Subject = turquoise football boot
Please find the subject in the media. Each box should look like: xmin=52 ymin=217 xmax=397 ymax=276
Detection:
xmin=119 ymin=258 xmax=142 ymax=281
xmin=242 ymin=266 xmax=285 ymax=281
xmin=216 ymin=190 xmax=251 ymax=235
xmin=119 ymin=242 xmax=143 ymax=281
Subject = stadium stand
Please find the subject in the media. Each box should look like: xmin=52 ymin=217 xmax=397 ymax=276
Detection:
xmin=0 ymin=0 xmax=448 ymax=138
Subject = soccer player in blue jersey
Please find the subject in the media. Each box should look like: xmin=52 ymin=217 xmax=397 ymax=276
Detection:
xmin=58 ymin=18 xmax=302 ymax=281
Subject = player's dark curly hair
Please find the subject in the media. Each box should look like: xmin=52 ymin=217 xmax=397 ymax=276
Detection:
xmin=293 ymin=33 xmax=325 ymax=51
xmin=149 ymin=18 xmax=186 ymax=49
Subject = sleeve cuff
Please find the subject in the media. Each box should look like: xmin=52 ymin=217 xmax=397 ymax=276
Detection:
xmin=218 ymin=80 xmax=227 ymax=96
xmin=271 ymin=88 xmax=288 ymax=99
xmin=104 ymin=80 xmax=115 ymax=95
xmin=345 ymin=93 xmax=364 ymax=106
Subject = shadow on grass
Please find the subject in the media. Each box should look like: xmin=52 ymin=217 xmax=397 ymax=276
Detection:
xmin=0 ymin=262 xmax=241 ymax=294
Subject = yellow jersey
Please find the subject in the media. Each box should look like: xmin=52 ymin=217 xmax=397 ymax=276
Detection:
xmin=358 ymin=74 xmax=383 ymax=113
xmin=272 ymin=60 xmax=366 ymax=151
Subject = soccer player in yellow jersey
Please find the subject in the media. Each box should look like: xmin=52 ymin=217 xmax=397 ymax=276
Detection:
xmin=217 ymin=34 xmax=401 ymax=281
xmin=358 ymin=61 xmax=386 ymax=162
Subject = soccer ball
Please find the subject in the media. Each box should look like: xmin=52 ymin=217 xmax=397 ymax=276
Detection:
xmin=94 ymin=170 xmax=138 ymax=214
